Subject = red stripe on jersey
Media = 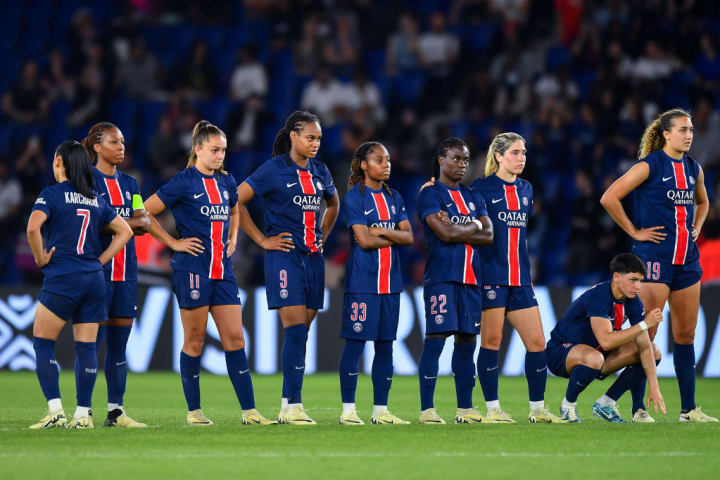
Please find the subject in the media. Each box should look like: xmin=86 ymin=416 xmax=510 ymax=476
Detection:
xmin=372 ymin=192 xmax=391 ymax=220
xmin=449 ymin=190 xmax=470 ymax=215
xmin=673 ymin=206 xmax=689 ymax=265
xmin=303 ymin=211 xmax=318 ymax=253
xmin=111 ymin=245 xmax=126 ymax=282
xmin=504 ymin=185 xmax=520 ymax=211
xmin=463 ymin=244 xmax=477 ymax=285
xmin=377 ymin=247 xmax=392 ymax=294
xmin=613 ymin=303 xmax=625 ymax=330
xmin=297 ymin=170 xmax=316 ymax=194
xmin=189 ymin=272 xmax=194 ymax=289
xmin=104 ymin=178 xmax=124 ymax=206
xmin=508 ymin=227 xmax=520 ymax=286
xmin=203 ymin=178 xmax=222 ymax=204
xmin=672 ymin=162 xmax=688 ymax=190
xmin=209 ymin=221 xmax=224 ymax=279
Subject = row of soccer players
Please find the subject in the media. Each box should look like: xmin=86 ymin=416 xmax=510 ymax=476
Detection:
xmin=27 ymin=108 xmax=716 ymax=428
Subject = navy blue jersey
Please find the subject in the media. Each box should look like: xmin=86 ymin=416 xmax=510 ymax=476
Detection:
xmin=156 ymin=167 xmax=238 ymax=280
xmin=31 ymin=181 xmax=118 ymax=280
xmin=472 ymin=174 xmax=533 ymax=286
xmin=417 ymin=182 xmax=487 ymax=286
xmin=245 ymin=154 xmax=336 ymax=255
xmin=343 ymin=183 xmax=408 ymax=294
xmin=93 ymin=167 xmax=140 ymax=282
xmin=549 ymin=281 xmax=645 ymax=349
xmin=632 ymin=150 xmax=700 ymax=265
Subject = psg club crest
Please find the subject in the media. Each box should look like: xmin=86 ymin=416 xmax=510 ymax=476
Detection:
xmin=434 ymin=315 xmax=444 ymax=325
xmin=689 ymin=176 xmax=696 ymax=185
xmin=190 ymin=289 xmax=200 ymax=300
xmin=280 ymin=289 xmax=289 ymax=299
xmin=223 ymin=190 xmax=229 ymax=200
xmin=391 ymin=205 xmax=396 ymax=215
xmin=125 ymin=191 xmax=131 ymax=200
xmin=316 ymin=181 xmax=324 ymax=191
xmin=487 ymin=290 xmax=497 ymax=300
xmin=522 ymin=197 xmax=528 ymax=206
xmin=353 ymin=322 xmax=363 ymax=332
xmin=469 ymin=202 xmax=476 ymax=211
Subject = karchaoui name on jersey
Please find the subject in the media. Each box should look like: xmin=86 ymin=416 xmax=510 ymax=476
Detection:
xmin=64 ymin=192 xmax=99 ymax=207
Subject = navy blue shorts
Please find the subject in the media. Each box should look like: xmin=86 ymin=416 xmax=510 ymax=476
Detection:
xmin=482 ymin=285 xmax=538 ymax=311
xmin=341 ymin=293 xmax=400 ymax=341
xmin=265 ymin=249 xmax=325 ymax=310
xmin=546 ymin=338 xmax=574 ymax=378
xmin=172 ymin=270 xmax=242 ymax=308
xmin=424 ymin=282 xmax=482 ymax=335
xmin=639 ymin=257 xmax=702 ymax=291
xmin=38 ymin=270 xmax=106 ymax=323
xmin=105 ymin=279 xmax=138 ymax=318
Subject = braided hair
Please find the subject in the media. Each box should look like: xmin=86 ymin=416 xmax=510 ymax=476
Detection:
xmin=433 ymin=137 xmax=469 ymax=179
xmin=272 ymin=110 xmax=321 ymax=157
xmin=81 ymin=122 xmax=118 ymax=163
xmin=347 ymin=141 xmax=393 ymax=195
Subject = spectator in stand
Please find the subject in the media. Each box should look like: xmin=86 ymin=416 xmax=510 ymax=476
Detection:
xmin=146 ymin=117 xmax=186 ymax=183
xmin=294 ymin=15 xmax=327 ymax=77
xmin=67 ymin=63 xmax=106 ymax=127
xmin=229 ymin=47 xmax=268 ymax=102
xmin=41 ymin=48 xmax=74 ymax=103
xmin=344 ymin=69 xmax=386 ymax=126
xmin=174 ymin=40 xmax=217 ymax=100
xmin=418 ymin=11 xmax=459 ymax=114
xmin=386 ymin=12 xmax=422 ymax=75
xmin=534 ymin=65 xmax=579 ymax=108
xmin=631 ymin=40 xmax=678 ymax=81
xmin=14 ymin=136 xmax=48 ymax=203
xmin=689 ymin=98 xmax=720 ymax=169
xmin=226 ymin=95 xmax=274 ymax=151
xmin=323 ymin=13 xmax=360 ymax=75
xmin=566 ymin=169 xmax=604 ymax=279
xmin=462 ymin=68 xmax=497 ymax=125
xmin=116 ymin=38 xmax=163 ymax=100
xmin=695 ymin=34 xmax=720 ymax=97
xmin=2 ymin=60 xmax=49 ymax=124
xmin=300 ymin=66 xmax=350 ymax=126
xmin=0 ymin=162 xmax=22 ymax=282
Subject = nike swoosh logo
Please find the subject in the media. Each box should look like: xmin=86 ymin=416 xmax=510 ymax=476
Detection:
xmin=386 ymin=377 xmax=392 ymax=381
xmin=100 ymin=192 xmax=107 ymax=196
xmin=364 ymin=209 xmax=375 ymax=215
xmin=424 ymin=375 xmax=436 ymax=379
xmin=286 ymin=182 xmax=297 ymax=188
xmin=576 ymin=382 xmax=586 ymax=387
xmin=492 ymin=198 xmax=503 ymax=203
xmin=662 ymin=176 xmax=673 ymax=182
xmin=348 ymin=372 xmax=359 ymax=376
xmin=295 ymin=366 xmax=305 ymax=370
xmin=193 ymin=374 xmax=200 ymax=378
xmin=536 ymin=367 xmax=547 ymax=372
xmin=474 ymin=322 xmax=482 ymax=327
xmin=239 ymin=369 xmax=249 ymax=374
xmin=446 ymin=203 xmax=454 ymax=208
xmin=486 ymin=366 xmax=499 ymax=371
xmin=193 ymin=193 xmax=205 ymax=199
xmin=115 ymin=361 xmax=127 ymax=366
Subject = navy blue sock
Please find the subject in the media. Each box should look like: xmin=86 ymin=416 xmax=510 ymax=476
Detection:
xmin=477 ymin=347 xmax=499 ymax=402
xmin=525 ymin=350 xmax=548 ymax=402
xmin=225 ymin=349 xmax=255 ymax=410
xmin=565 ymin=365 xmax=599 ymax=403
xmin=606 ymin=364 xmax=645 ymax=402
xmin=452 ymin=342 xmax=476 ymax=409
xmin=339 ymin=340 xmax=365 ymax=403
xmin=95 ymin=325 xmax=107 ymax=348
xmin=104 ymin=326 xmax=131 ymax=405
xmin=674 ymin=343 xmax=696 ymax=412
xmin=282 ymin=324 xmax=308 ymax=405
xmin=630 ymin=377 xmax=647 ymax=413
xmin=418 ymin=338 xmax=445 ymax=410
xmin=180 ymin=352 xmax=201 ymax=410
xmin=33 ymin=338 xmax=60 ymax=401
xmin=372 ymin=341 xmax=393 ymax=406
xmin=74 ymin=342 xmax=97 ymax=408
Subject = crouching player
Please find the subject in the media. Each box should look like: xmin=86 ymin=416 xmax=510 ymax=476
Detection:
xmin=547 ymin=253 xmax=666 ymax=423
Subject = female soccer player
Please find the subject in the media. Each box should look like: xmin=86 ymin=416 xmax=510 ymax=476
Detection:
xmin=416 ymin=137 xmax=493 ymax=424
xmin=601 ymin=108 xmax=717 ymax=422
xmin=237 ymin=110 xmax=340 ymax=425
xmin=338 ymin=141 xmax=413 ymax=425
xmin=83 ymin=122 xmax=149 ymax=427
xmin=471 ymin=133 xmax=564 ymax=423
xmin=144 ymin=120 xmax=274 ymax=426
xmin=28 ymin=141 xmax=132 ymax=429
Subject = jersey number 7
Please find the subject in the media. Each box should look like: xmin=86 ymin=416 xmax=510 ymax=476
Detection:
xmin=76 ymin=209 xmax=91 ymax=255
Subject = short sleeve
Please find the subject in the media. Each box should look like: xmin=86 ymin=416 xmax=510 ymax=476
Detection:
xmin=31 ymin=186 xmax=54 ymax=217
xmin=471 ymin=189 xmax=488 ymax=217
xmin=628 ymin=297 xmax=645 ymax=326
xmin=245 ymin=160 xmax=276 ymax=197
xmin=395 ymin=192 xmax=409 ymax=223
xmin=585 ymin=287 xmax=609 ymax=319
xmin=322 ymin=163 xmax=336 ymax=200
xmin=129 ymin=176 xmax=141 ymax=196
xmin=226 ymin=173 xmax=239 ymax=207
xmin=100 ymin=195 xmax=119 ymax=226
xmin=344 ymin=189 xmax=366 ymax=227
xmin=156 ymin=172 xmax=186 ymax=208
xmin=417 ymin=187 xmax=442 ymax=221
xmin=637 ymin=154 xmax=657 ymax=182
xmin=527 ymin=183 xmax=534 ymax=217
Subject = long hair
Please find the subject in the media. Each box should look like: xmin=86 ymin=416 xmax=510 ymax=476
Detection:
xmin=187 ymin=120 xmax=228 ymax=174
xmin=638 ymin=108 xmax=691 ymax=159
xmin=434 ymin=137 xmax=469 ymax=179
xmin=272 ymin=110 xmax=320 ymax=157
xmin=347 ymin=141 xmax=392 ymax=195
xmin=56 ymin=141 xmax=95 ymax=198
xmin=484 ymin=132 xmax=525 ymax=177
xmin=81 ymin=122 xmax=118 ymax=163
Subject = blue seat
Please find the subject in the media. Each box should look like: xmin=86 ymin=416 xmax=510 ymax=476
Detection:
xmin=391 ymin=73 xmax=425 ymax=105
xmin=546 ymin=45 xmax=571 ymax=72
xmin=139 ymin=101 xmax=167 ymax=129
xmin=320 ymin=124 xmax=344 ymax=158
xmin=463 ymin=23 xmax=496 ymax=53
xmin=197 ymin=98 xmax=230 ymax=126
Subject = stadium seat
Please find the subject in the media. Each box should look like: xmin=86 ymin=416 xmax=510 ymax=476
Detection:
xmin=463 ymin=23 xmax=496 ymax=53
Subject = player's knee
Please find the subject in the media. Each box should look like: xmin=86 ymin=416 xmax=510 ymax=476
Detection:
xmin=525 ymin=336 xmax=546 ymax=352
xmin=673 ymin=328 xmax=695 ymax=345
xmin=183 ymin=337 xmax=205 ymax=356
xmin=652 ymin=343 xmax=662 ymax=362
xmin=481 ymin=333 xmax=502 ymax=350
xmin=585 ymin=352 xmax=605 ymax=370
xmin=223 ymin=332 xmax=245 ymax=351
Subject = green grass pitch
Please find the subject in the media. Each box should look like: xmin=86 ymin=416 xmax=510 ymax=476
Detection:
xmin=0 ymin=372 xmax=718 ymax=479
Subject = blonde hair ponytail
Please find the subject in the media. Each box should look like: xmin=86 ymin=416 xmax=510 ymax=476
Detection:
xmin=638 ymin=108 xmax=691 ymax=159
xmin=187 ymin=120 xmax=228 ymax=174
xmin=484 ymin=132 xmax=525 ymax=177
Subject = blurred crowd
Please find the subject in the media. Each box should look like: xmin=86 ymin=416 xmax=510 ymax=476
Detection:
xmin=2 ymin=0 xmax=720 ymax=287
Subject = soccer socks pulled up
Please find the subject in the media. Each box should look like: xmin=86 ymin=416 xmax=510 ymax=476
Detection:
xmin=418 ymin=338 xmax=445 ymax=410
xmin=282 ymin=324 xmax=308 ymax=405
xmin=565 ymin=365 xmax=600 ymax=403
xmin=674 ymin=343 xmax=696 ymax=412
xmin=225 ymin=348 xmax=255 ymax=410
xmin=34 ymin=338 xmax=60 ymax=403
xmin=104 ymin=326 xmax=131 ymax=405
xmin=74 ymin=342 xmax=98 ymax=408
xmin=372 ymin=341 xmax=393 ymax=407
xmin=451 ymin=342 xmax=476 ymax=409
xmin=606 ymin=364 xmax=646 ymax=402
xmin=477 ymin=347 xmax=499 ymax=403
xmin=339 ymin=340 xmax=365 ymax=403
xmin=525 ymin=350 xmax=548 ymax=403
xmin=180 ymin=352 xmax=201 ymax=411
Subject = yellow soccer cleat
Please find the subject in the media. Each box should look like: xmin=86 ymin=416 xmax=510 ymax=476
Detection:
xmin=528 ymin=407 xmax=568 ymax=424
xmin=29 ymin=410 xmax=67 ymax=430
xmin=631 ymin=409 xmax=655 ymax=423
xmin=105 ymin=410 xmax=147 ymax=428
xmin=241 ymin=409 xmax=277 ymax=425
xmin=419 ymin=408 xmax=446 ymax=424
xmin=277 ymin=408 xmax=288 ymax=424
xmin=285 ymin=406 xmax=317 ymax=425
xmin=339 ymin=410 xmax=365 ymax=425
xmin=371 ymin=411 xmax=410 ymax=425
xmin=454 ymin=408 xmax=488 ymax=424
xmin=679 ymin=407 xmax=718 ymax=423
xmin=186 ymin=409 xmax=214 ymax=426
xmin=486 ymin=407 xmax=516 ymax=424
xmin=67 ymin=416 xmax=94 ymax=429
